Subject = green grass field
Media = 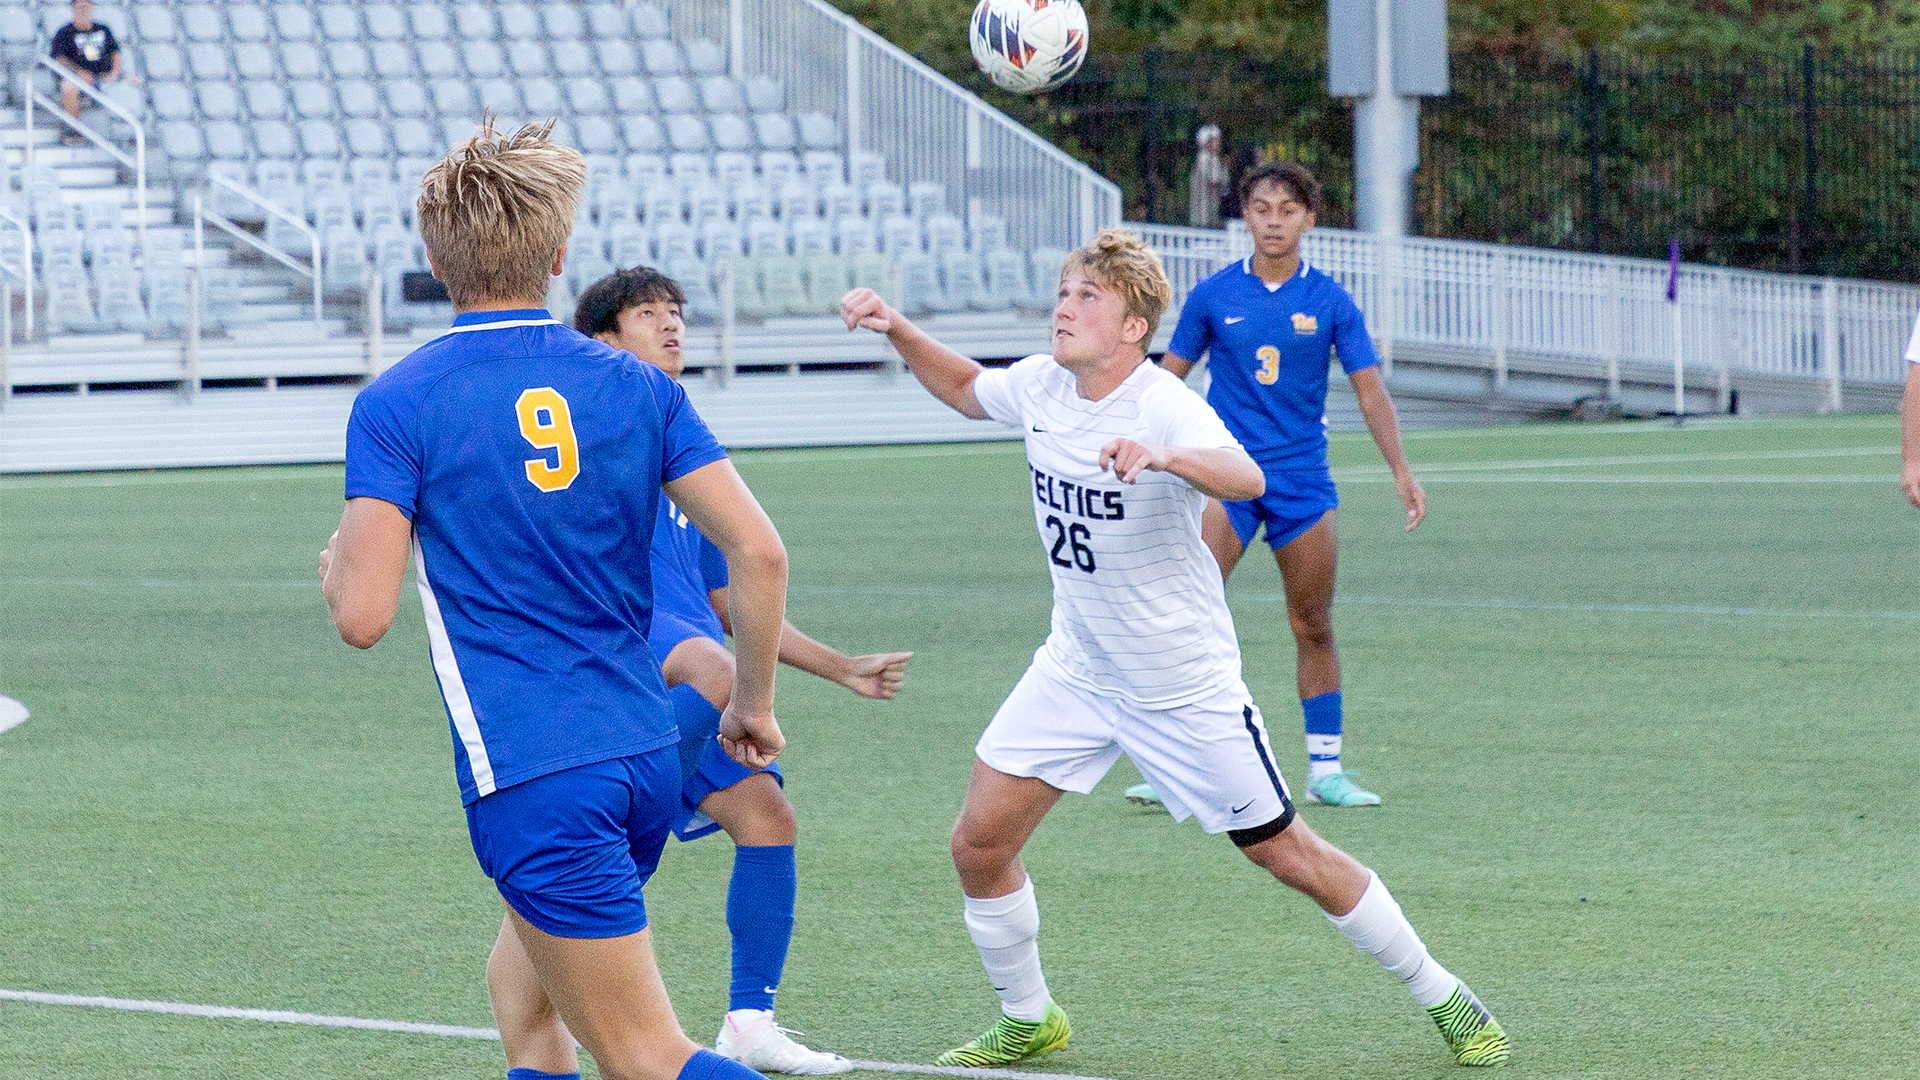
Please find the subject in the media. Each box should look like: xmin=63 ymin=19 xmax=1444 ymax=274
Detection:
xmin=1 ymin=415 xmax=1915 ymax=1080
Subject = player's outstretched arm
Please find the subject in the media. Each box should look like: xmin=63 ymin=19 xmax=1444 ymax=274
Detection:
xmin=839 ymin=288 xmax=991 ymax=420
xmin=1902 ymin=361 xmax=1920 ymax=509
xmin=1099 ymin=438 xmax=1264 ymax=501
xmin=665 ymin=459 xmax=789 ymax=769
xmin=319 ymin=497 xmax=413 ymax=649
xmin=709 ymin=587 xmax=912 ymax=699
xmin=1349 ymin=366 xmax=1426 ymax=530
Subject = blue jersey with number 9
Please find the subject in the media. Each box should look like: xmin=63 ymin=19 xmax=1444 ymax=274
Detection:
xmin=345 ymin=309 xmax=728 ymax=804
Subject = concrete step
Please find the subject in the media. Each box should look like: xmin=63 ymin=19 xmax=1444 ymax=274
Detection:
xmin=3 ymin=143 xmax=117 ymax=168
xmin=223 ymin=317 xmax=349 ymax=342
xmin=235 ymin=284 xmax=294 ymax=302
xmin=0 ymin=127 xmax=61 ymax=150
xmin=223 ymin=302 xmax=313 ymax=322
xmin=47 ymin=164 xmax=121 ymax=187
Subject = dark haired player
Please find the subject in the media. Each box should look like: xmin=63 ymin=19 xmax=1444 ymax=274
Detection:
xmin=1143 ymin=162 xmax=1426 ymax=809
xmin=569 ymin=267 xmax=911 ymax=1074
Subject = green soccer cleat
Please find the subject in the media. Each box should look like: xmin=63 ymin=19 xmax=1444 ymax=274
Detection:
xmin=1306 ymin=771 xmax=1382 ymax=807
xmin=934 ymin=1000 xmax=1071 ymax=1068
xmin=1427 ymin=983 xmax=1511 ymax=1067
xmin=1124 ymin=782 xmax=1162 ymax=806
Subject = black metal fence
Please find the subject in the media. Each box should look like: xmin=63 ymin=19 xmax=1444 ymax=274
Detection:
xmin=960 ymin=47 xmax=1920 ymax=282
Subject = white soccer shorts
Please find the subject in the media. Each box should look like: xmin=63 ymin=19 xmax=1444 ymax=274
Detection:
xmin=976 ymin=658 xmax=1294 ymax=835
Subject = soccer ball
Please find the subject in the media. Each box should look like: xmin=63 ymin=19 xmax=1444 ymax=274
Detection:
xmin=969 ymin=0 xmax=1088 ymax=95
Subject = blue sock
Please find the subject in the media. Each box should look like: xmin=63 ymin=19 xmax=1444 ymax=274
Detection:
xmin=507 ymin=1069 xmax=580 ymax=1080
xmin=726 ymin=843 xmax=797 ymax=1013
xmin=1302 ymin=690 xmax=1344 ymax=784
xmin=678 ymin=1046 xmax=767 ymax=1080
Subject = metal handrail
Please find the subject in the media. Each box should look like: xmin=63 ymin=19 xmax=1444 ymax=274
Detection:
xmin=24 ymin=59 xmax=147 ymax=246
xmin=195 ymin=173 xmax=324 ymax=329
xmin=0 ymin=204 xmax=35 ymax=339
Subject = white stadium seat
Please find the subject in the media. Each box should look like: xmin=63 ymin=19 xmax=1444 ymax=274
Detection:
xmin=585 ymin=4 xmax=626 ymax=39
xmin=149 ymin=82 xmax=193 ymax=121
xmin=790 ymin=216 xmax=830 ymax=257
xmin=234 ymin=47 xmax=274 ymax=81
xmin=866 ymin=181 xmax=904 ymax=220
xmin=392 ymin=119 xmax=438 ymax=157
xmin=337 ymin=81 xmax=381 ymax=119
xmin=499 ymin=4 xmax=540 ymax=38
xmin=432 ymin=80 xmax=474 ymax=117
xmin=507 ymin=41 xmax=551 ymax=79
xmin=462 ymin=42 xmax=506 ymax=79
xmin=299 ymin=120 xmax=342 ymax=159
xmin=746 ymin=217 xmax=784 ymax=258
xmin=642 ymin=40 xmax=685 ymax=76
xmin=575 ymin=116 xmax=621 ymax=155
xmin=758 ymin=152 xmax=799 ymax=192
xmin=653 ymin=77 xmax=698 ymax=115
xmin=685 ymin=41 xmax=727 ymax=77
xmin=365 ymin=5 xmax=408 ymax=40
xmin=141 ymin=43 xmax=185 ymax=81
xmin=752 ymin=115 xmax=796 ymax=152
xmin=835 ymin=215 xmax=875 ymax=256
xmin=666 ymin=115 xmax=711 ymax=153
xmin=280 ymin=42 xmax=324 ymax=80
xmin=454 ymin=5 xmax=496 ymax=40
xmin=699 ymin=77 xmax=746 ymax=115
xmin=623 ymin=116 xmax=666 ymax=154
xmin=160 ymin=121 xmax=205 ymax=161
xmin=418 ymin=45 xmax=460 ymax=79
xmin=745 ymin=78 xmax=784 ymax=114
xmin=710 ymin=115 xmax=754 ymax=153
xmin=185 ymin=43 xmax=230 ymax=80
xmin=713 ymin=152 xmax=752 ymax=188
xmin=227 ymin=6 xmax=268 ymax=43
xmin=198 ymin=83 xmax=240 ymax=121
xmin=134 ymin=6 xmax=178 ymax=43
xmin=610 ymin=77 xmax=654 ymax=114
xmin=291 ymin=81 xmax=334 ymax=120
xmin=328 ymin=43 xmax=371 ymax=80
xmin=567 ymin=79 xmax=612 ymax=115
xmin=910 ymin=181 xmax=949 ymax=220
xmin=880 ymin=214 xmax=920 ymax=255
xmin=551 ymin=42 xmax=596 ymax=78
xmin=597 ymin=40 xmax=639 ymax=76
xmin=179 ymin=5 xmax=222 ymax=42
xmin=477 ymin=79 xmax=522 ymax=116
xmin=346 ymin=119 xmax=391 ymax=159
xmin=372 ymin=42 xmax=416 ymax=79
xmin=244 ymin=83 xmax=287 ymax=120
xmin=802 ymin=151 xmax=844 ymax=189
xmin=410 ymin=7 xmax=451 ymax=40
xmin=274 ymin=6 xmax=314 ymax=41
xmin=522 ymin=79 xmax=564 ymax=117
xmin=985 ymin=249 xmax=1029 ymax=307
xmin=822 ymin=181 xmax=858 ymax=220
xmin=317 ymin=5 xmax=361 ymax=41
xmin=925 ymin=214 xmax=964 ymax=256
xmin=850 ymin=151 xmax=886 ymax=191
xmin=631 ymin=4 xmax=670 ymax=40
xmin=626 ymin=154 xmax=667 ymax=189
xmin=544 ymin=6 xmax=585 ymax=40
xmin=798 ymin=113 xmax=841 ymax=151
xmin=387 ymin=81 xmax=431 ymax=118
xmin=204 ymin=121 xmax=249 ymax=160
xmin=970 ymin=213 xmax=1008 ymax=253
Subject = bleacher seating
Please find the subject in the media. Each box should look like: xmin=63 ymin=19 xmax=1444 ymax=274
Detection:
xmin=2 ymin=0 xmax=1064 ymax=344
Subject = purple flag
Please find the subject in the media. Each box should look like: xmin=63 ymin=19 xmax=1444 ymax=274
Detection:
xmin=1665 ymin=238 xmax=1680 ymax=302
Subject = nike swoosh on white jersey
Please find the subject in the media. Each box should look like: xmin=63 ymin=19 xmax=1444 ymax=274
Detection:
xmin=1224 ymin=316 xmax=1244 ymax=324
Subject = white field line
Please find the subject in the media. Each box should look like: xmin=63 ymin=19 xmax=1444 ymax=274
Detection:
xmin=0 ymin=465 xmax=344 ymax=491
xmin=0 ymin=696 xmax=28 ymax=735
xmin=1339 ymin=473 xmax=1896 ymax=483
xmin=1240 ymin=594 xmax=1920 ymax=622
xmin=0 ymin=988 xmax=1121 ymax=1080
xmin=1333 ymin=444 xmax=1895 ymax=477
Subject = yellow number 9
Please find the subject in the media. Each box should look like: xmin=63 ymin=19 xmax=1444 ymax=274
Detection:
xmin=1254 ymin=345 xmax=1280 ymax=386
xmin=516 ymin=388 xmax=580 ymax=492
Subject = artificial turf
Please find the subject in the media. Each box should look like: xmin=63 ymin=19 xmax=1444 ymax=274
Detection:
xmin=0 ymin=414 xmax=1913 ymax=1079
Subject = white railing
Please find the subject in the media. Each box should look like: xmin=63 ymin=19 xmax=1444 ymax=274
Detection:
xmin=676 ymin=0 xmax=1122 ymax=253
xmin=24 ymin=59 xmax=146 ymax=246
xmin=0 ymin=204 xmax=34 ymax=341
xmin=194 ymin=174 xmax=323 ymax=329
xmin=1133 ymin=224 xmax=1919 ymax=399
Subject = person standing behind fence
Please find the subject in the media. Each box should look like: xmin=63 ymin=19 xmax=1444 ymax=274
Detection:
xmin=1189 ymin=125 xmax=1227 ymax=229
xmin=49 ymin=0 xmax=130 ymax=138
xmin=1902 ymin=309 xmax=1920 ymax=509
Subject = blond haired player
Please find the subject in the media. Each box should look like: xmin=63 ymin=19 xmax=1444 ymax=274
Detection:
xmin=840 ymin=229 xmax=1511 ymax=1069
xmin=322 ymin=120 xmax=785 ymax=1080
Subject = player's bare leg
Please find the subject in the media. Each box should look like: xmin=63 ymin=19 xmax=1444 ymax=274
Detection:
xmin=488 ymin=910 xmax=580 ymax=1075
xmin=1241 ymin=821 xmax=1510 ymax=1065
xmin=504 ymin=909 xmax=706 ymax=1080
xmin=664 ymin=636 xmax=736 ymax=712
xmin=1272 ymin=511 xmax=1339 ymax=700
xmin=938 ymin=761 xmax=1072 ymax=1067
xmin=1199 ymin=498 xmax=1247 ymax=579
xmin=703 ymin=772 xmax=797 ymax=846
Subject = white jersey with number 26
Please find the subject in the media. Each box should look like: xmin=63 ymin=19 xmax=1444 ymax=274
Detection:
xmin=972 ymin=354 xmax=1249 ymax=709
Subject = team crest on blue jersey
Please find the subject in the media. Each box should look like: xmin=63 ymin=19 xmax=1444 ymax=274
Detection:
xmin=1292 ymin=313 xmax=1318 ymax=335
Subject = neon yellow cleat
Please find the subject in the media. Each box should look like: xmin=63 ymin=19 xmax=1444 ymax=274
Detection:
xmin=1427 ymin=983 xmax=1511 ymax=1066
xmin=933 ymin=999 xmax=1071 ymax=1067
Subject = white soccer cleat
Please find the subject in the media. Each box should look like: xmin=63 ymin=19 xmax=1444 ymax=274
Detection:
xmin=715 ymin=1009 xmax=855 ymax=1075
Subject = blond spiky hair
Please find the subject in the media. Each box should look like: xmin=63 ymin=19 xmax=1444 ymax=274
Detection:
xmin=416 ymin=117 xmax=586 ymax=308
xmin=1060 ymin=228 xmax=1174 ymax=344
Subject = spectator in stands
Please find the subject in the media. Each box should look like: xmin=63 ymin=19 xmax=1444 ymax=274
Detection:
xmin=1218 ymin=142 xmax=1267 ymax=223
xmin=50 ymin=0 xmax=132 ymax=141
xmin=1188 ymin=125 xmax=1227 ymax=229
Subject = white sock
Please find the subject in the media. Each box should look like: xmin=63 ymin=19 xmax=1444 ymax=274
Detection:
xmin=1326 ymin=871 xmax=1459 ymax=1008
xmin=963 ymin=877 xmax=1051 ymax=1022
xmin=1307 ymin=734 xmax=1342 ymax=784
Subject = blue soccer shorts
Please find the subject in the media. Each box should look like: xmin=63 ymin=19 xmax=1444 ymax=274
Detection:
xmin=669 ymin=679 xmax=783 ymax=842
xmin=1223 ymin=468 xmax=1339 ymax=552
xmin=464 ymin=748 xmax=680 ymax=939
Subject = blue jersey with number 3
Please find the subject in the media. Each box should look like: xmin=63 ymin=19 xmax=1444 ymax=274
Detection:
xmin=344 ymin=309 xmax=728 ymax=805
xmin=1166 ymin=258 xmax=1379 ymax=474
